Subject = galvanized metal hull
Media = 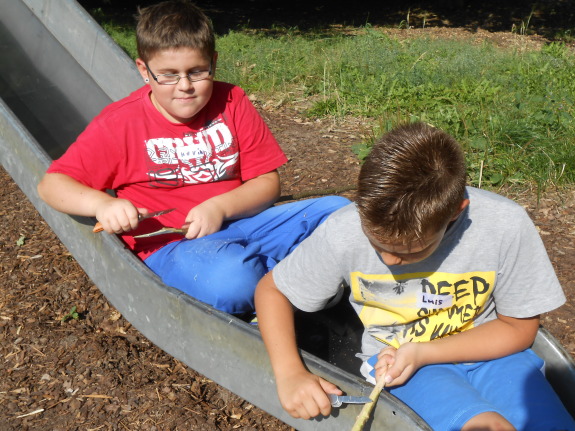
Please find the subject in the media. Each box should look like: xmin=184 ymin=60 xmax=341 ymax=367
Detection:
xmin=0 ymin=1 xmax=572 ymax=428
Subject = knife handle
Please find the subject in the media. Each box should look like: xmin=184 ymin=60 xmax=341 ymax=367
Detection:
xmin=328 ymin=394 xmax=342 ymax=407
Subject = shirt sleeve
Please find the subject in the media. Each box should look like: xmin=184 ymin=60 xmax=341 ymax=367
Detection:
xmin=227 ymin=87 xmax=287 ymax=181
xmin=46 ymin=115 xmax=122 ymax=191
xmin=273 ymin=212 xmax=347 ymax=312
xmin=493 ymin=206 xmax=565 ymax=317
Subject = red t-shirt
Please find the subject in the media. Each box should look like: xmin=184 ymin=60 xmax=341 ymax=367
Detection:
xmin=48 ymin=82 xmax=287 ymax=258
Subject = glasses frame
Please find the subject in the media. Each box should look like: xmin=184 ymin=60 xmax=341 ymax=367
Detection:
xmin=145 ymin=61 xmax=213 ymax=85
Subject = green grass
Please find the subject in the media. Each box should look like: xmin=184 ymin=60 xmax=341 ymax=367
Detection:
xmin=102 ymin=22 xmax=575 ymax=189
xmin=101 ymin=22 xmax=138 ymax=59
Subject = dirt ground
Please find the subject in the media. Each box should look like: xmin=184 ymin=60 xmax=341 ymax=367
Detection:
xmin=1 ymin=3 xmax=575 ymax=430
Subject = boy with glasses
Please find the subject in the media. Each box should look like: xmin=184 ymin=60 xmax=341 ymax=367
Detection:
xmin=255 ymin=122 xmax=574 ymax=430
xmin=38 ymin=0 xmax=348 ymax=314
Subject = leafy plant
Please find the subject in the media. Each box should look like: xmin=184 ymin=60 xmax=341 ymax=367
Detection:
xmin=61 ymin=306 xmax=80 ymax=323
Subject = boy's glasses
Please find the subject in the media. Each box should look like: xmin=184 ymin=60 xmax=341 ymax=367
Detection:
xmin=145 ymin=62 xmax=213 ymax=85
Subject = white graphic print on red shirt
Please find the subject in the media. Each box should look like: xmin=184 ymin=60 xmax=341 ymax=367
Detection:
xmin=145 ymin=118 xmax=239 ymax=188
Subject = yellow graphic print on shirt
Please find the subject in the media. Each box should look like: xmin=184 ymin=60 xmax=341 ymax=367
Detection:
xmin=350 ymin=271 xmax=495 ymax=348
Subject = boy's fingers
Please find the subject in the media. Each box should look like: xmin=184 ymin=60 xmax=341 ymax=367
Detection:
xmin=315 ymin=393 xmax=332 ymax=417
xmin=286 ymin=386 xmax=333 ymax=419
xmin=122 ymin=222 xmax=135 ymax=232
xmin=382 ymin=361 xmax=414 ymax=387
xmin=301 ymin=395 xmax=328 ymax=419
xmin=378 ymin=346 xmax=396 ymax=358
xmin=316 ymin=379 xmax=340 ymax=416
xmin=318 ymin=378 xmax=342 ymax=396
xmin=315 ymin=379 xmax=342 ymax=417
xmin=300 ymin=403 xmax=319 ymax=420
xmin=94 ymin=204 xmax=140 ymax=233
xmin=184 ymin=222 xmax=200 ymax=239
xmin=286 ymin=399 xmax=317 ymax=420
xmin=375 ymin=361 xmax=394 ymax=385
xmin=375 ymin=366 xmax=386 ymax=382
xmin=136 ymin=207 xmax=149 ymax=218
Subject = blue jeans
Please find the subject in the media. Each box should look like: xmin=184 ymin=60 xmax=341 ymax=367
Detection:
xmin=362 ymin=349 xmax=575 ymax=430
xmin=144 ymin=196 xmax=350 ymax=314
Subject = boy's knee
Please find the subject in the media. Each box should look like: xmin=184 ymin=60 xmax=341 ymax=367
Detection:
xmin=179 ymin=240 xmax=265 ymax=314
xmin=205 ymin=255 xmax=265 ymax=313
xmin=461 ymin=412 xmax=516 ymax=431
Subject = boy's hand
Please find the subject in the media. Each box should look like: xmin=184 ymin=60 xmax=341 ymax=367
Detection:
xmin=183 ymin=200 xmax=225 ymax=239
xmin=276 ymin=370 xmax=342 ymax=419
xmin=95 ymin=199 xmax=142 ymax=234
xmin=376 ymin=343 xmax=423 ymax=387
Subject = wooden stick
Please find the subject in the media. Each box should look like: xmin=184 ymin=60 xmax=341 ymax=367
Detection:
xmin=16 ymin=408 xmax=44 ymax=419
xmin=350 ymin=373 xmax=388 ymax=431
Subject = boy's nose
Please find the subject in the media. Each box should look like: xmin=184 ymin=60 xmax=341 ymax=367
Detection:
xmin=177 ymin=76 xmax=195 ymax=90
xmin=380 ymin=252 xmax=402 ymax=266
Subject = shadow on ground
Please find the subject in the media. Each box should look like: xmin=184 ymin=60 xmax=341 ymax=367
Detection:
xmin=79 ymin=0 xmax=575 ymax=39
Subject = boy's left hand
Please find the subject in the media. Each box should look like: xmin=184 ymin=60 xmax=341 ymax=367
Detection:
xmin=183 ymin=200 xmax=225 ymax=239
xmin=376 ymin=343 xmax=423 ymax=387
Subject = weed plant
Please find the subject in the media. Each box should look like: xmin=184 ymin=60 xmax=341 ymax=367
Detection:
xmin=104 ymin=23 xmax=575 ymax=189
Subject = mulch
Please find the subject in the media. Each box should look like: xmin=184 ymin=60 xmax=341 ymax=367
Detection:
xmin=1 ymin=106 xmax=574 ymax=430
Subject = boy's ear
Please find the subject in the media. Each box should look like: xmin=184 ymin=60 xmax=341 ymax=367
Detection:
xmin=451 ymin=199 xmax=470 ymax=221
xmin=135 ymin=58 xmax=149 ymax=83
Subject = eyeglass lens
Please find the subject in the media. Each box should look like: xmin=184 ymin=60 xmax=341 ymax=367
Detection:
xmin=156 ymin=70 xmax=211 ymax=84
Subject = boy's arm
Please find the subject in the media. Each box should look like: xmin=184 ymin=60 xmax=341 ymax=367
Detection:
xmin=377 ymin=314 xmax=540 ymax=386
xmin=183 ymin=170 xmax=281 ymax=239
xmin=255 ymin=271 xmax=342 ymax=419
xmin=37 ymin=173 xmax=142 ymax=233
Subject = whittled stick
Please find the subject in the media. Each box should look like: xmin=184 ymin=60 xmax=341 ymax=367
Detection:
xmin=350 ymin=373 xmax=388 ymax=431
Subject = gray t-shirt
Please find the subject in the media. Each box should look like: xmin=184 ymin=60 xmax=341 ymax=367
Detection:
xmin=273 ymin=187 xmax=565 ymax=359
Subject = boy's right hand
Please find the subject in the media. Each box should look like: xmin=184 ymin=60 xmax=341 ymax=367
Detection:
xmin=95 ymin=199 xmax=143 ymax=234
xmin=276 ymin=370 xmax=342 ymax=419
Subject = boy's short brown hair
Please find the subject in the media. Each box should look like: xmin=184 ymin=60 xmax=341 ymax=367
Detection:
xmin=136 ymin=0 xmax=215 ymax=62
xmin=356 ymin=122 xmax=467 ymax=243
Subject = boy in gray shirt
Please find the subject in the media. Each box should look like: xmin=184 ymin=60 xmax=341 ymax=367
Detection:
xmin=255 ymin=122 xmax=574 ymax=430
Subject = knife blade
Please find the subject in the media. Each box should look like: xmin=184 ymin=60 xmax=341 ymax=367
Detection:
xmin=92 ymin=208 xmax=176 ymax=233
xmin=328 ymin=394 xmax=372 ymax=408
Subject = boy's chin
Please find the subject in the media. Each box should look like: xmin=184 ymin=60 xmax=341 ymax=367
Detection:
xmin=167 ymin=103 xmax=209 ymax=123
xmin=163 ymin=109 xmax=200 ymax=124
